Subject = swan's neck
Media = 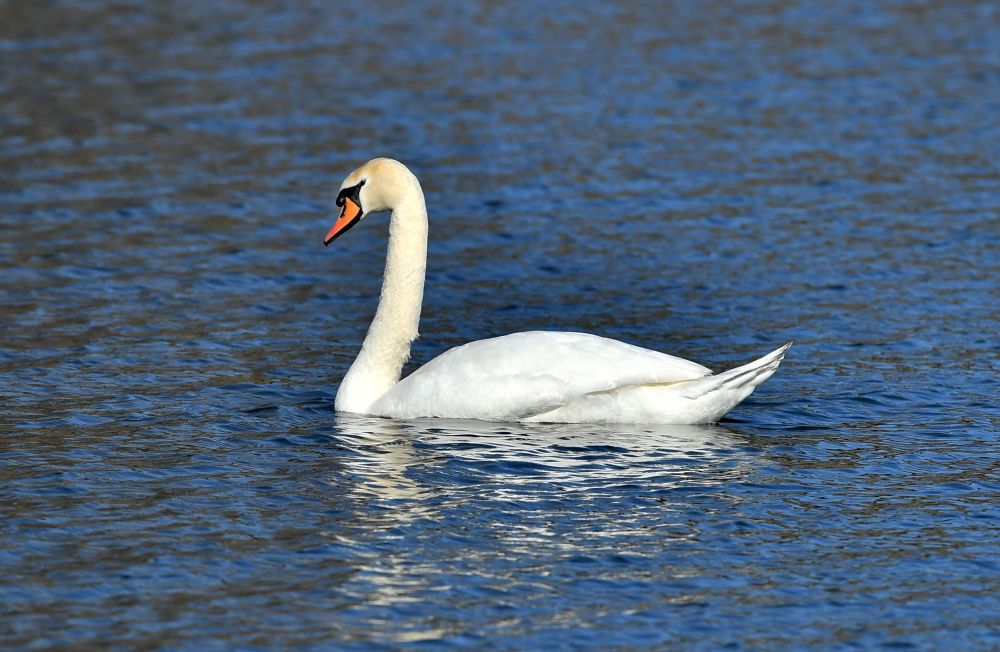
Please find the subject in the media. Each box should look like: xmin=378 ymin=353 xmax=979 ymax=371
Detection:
xmin=336 ymin=190 xmax=427 ymax=414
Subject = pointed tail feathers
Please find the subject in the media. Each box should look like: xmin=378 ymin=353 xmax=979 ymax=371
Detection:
xmin=671 ymin=342 xmax=792 ymax=423
xmin=683 ymin=341 xmax=792 ymax=398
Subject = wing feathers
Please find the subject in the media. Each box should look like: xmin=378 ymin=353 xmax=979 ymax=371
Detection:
xmin=372 ymin=331 xmax=711 ymax=420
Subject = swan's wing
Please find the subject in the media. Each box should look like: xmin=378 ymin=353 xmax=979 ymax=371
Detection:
xmin=371 ymin=331 xmax=711 ymax=421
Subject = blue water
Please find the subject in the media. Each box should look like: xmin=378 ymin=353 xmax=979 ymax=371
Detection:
xmin=2 ymin=1 xmax=999 ymax=649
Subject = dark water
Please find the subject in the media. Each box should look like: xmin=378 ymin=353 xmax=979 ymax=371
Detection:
xmin=2 ymin=1 xmax=999 ymax=648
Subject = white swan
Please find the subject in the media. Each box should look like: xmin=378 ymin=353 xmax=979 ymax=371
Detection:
xmin=324 ymin=158 xmax=790 ymax=424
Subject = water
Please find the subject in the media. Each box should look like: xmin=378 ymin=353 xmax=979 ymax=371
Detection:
xmin=2 ymin=0 xmax=999 ymax=648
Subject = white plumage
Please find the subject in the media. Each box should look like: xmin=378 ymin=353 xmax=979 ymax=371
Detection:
xmin=324 ymin=158 xmax=790 ymax=424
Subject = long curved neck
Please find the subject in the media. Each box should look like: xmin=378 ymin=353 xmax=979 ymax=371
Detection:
xmin=336 ymin=185 xmax=428 ymax=414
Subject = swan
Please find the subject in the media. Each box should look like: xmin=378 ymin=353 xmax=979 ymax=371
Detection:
xmin=323 ymin=157 xmax=790 ymax=424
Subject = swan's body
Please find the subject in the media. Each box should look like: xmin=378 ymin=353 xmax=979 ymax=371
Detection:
xmin=325 ymin=158 xmax=789 ymax=424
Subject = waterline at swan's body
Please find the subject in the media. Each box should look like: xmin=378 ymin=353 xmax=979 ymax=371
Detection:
xmin=325 ymin=158 xmax=789 ymax=424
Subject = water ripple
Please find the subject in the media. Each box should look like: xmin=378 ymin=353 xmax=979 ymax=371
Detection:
xmin=3 ymin=0 xmax=1000 ymax=649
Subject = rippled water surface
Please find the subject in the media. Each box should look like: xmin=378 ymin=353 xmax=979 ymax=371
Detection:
xmin=2 ymin=1 xmax=999 ymax=649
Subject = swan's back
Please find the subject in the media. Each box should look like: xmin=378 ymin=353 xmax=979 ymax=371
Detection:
xmin=370 ymin=331 xmax=711 ymax=421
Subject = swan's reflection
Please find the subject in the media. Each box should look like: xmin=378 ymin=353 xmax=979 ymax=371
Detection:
xmin=333 ymin=413 xmax=431 ymax=506
xmin=330 ymin=415 xmax=765 ymax=617
xmin=332 ymin=413 xmax=761 ymax=510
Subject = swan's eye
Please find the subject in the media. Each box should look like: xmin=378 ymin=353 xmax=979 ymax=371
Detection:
xmin=336 ymin=179 xmax=366 ymax=208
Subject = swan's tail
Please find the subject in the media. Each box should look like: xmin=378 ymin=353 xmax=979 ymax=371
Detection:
xmin=674 ymin=342 xmax=792 ymax=423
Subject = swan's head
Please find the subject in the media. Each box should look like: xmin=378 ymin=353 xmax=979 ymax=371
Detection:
xmin=323 ymin=158 xmax=418 ymax=246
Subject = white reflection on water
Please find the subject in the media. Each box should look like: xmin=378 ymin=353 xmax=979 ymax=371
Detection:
xmin=332 ymin=413 xmax=760 ymax=505
xmin=328 ymin=413 xmax=765 ymax=640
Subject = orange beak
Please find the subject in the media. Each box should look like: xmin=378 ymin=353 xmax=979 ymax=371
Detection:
xmin=323 ymin=197 xmax=362 ymax=246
